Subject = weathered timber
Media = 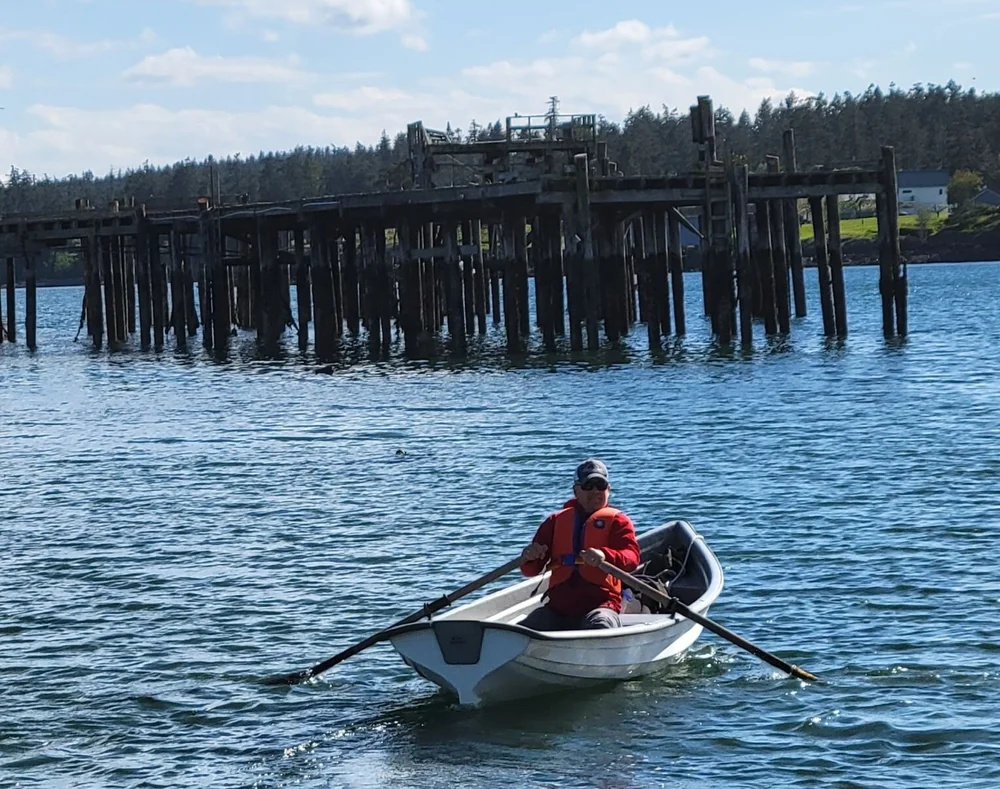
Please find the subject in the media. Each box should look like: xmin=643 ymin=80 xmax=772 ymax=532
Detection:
xmin=343 ymin=231 xmax=360 ymax=336
xmin=101 ymin=237 xmax=118 ymax=347
xmin=444 ymin=221 xmax=467 ymax=354
xmin=210 ymin=219 xmax=230 ymax=351
xmin=782 ymin=130 xmax=807 ymax=318
xmin=5 ymin=257 xmax=14 ymax=343
xmin=112 ymin=237 xmax=127 ymax=342
xmin=667 ymin=209 xmax=686 ymax=336
xmin=639 ymin=212 xmax=661 ymax=351
xmin=753 ymin=201 xmax=778 ymax=336
xmin=183 ymin=236 xmax=199 ymax=338
xmin=574 ymin=153 xmax=600 ymax=350
xmin=125 ymin=240 xmax=137 ymax=336
xmin=766 ymin=156 xmax=791 ymax=334
xmin=149 ymin=230 xmax=164 ymax=351
xmin=169 ymin=228 xmax=187 ymax=349
xmin=25 ymin=251 xmax=36 ymax=350
xmin=294 ymin=227 xmax=310 ymax=352
xmin=472 ymin=219 xmax=487 ymax=335
xmin=808 ymin=197 xmax=836 ymax=337
xmin=502 ymin=222 xmax=520 ymax=352
xmin=825 ymin=195 xmax=848 ymax=337
xmin=733 ymin=164 xmax=753 ymax=346
xmin=462 ymin=220 xmax=476 ymax=334
xmin=881 ymin=146 xmax=907 ymax=337
xmin=309 ymin=222 xmax=332 ymax=359
xmin=136 ymin=225 xmax=152 ymax=351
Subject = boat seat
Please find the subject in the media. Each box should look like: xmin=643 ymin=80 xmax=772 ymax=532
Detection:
xmin=619 ymin=613 xmax=676 ymax=626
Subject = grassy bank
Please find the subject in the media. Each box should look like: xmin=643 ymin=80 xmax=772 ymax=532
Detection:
xmin=799 ymin=213 xmax=948 ymax=242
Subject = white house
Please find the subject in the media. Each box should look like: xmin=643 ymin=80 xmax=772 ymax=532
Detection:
xmin=897 ymin=170 xmax=949 ymax=213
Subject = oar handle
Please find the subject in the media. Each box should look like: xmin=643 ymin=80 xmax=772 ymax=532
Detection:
xmin=597 ymin=560 xmax=820 ymax=683
xmin=264 ymin=555 xmax=526 ymax=686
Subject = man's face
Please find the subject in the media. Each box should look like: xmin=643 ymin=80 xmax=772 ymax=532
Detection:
xmin=574 ymin=479 xmax=610 ymax=515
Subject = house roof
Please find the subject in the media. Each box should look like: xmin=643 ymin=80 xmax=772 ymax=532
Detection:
xmin=897 ymin=170 xmax=949 ymax=189
xmin=972 ymin=187 xmax=1000 ymax=206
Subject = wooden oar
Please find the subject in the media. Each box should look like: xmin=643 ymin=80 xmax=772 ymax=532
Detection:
xmin=263 ymin=555 xmax=525 ymax=686
xmin=596 ymin=559 xmax=821 ymax=682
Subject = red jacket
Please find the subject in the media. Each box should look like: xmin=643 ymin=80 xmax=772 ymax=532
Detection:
xmin=521 ymin=498 xmax=640 ymax=615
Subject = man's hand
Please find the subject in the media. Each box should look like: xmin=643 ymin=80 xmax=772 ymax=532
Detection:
xmin=521 ymin=542 xmax=548 ymax=563
xmin=579 ymin=548 xmax=606 ymax=567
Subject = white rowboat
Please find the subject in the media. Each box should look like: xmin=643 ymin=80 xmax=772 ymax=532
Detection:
xmin=385 ymin=519 xmax=724 ymax=707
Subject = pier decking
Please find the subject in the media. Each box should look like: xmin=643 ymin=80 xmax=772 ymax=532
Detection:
xmin=0 ymin=95 xmax=907 ymax=357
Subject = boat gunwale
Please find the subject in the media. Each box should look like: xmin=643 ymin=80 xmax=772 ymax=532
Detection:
xmin=388 ymin=521 xmax=724 ymax=644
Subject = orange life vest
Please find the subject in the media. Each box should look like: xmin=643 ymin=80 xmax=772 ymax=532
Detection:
xmin=547 ymin=505 xmax=622 ymax=594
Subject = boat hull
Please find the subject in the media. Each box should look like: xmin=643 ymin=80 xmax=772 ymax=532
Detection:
xmin=390 ymin=614 xmax=706 ymax=706
xmin=386 ymin=520 xmax=723 ymax=707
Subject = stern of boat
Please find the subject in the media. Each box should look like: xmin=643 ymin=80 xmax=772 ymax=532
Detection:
xmin=388 ymin=621 xmax=533 ymax=706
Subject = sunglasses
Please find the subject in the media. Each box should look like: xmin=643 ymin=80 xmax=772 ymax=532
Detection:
xmin=578 ymin=479 xmax=609 ymax=491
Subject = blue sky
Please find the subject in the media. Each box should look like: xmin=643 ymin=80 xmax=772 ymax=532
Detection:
xmin=0 ymin=0 xmax=990 ymax=179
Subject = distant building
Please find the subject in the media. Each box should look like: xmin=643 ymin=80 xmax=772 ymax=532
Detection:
xmin=897 ymin=170 xmax=949 ymax=213
xmin=971 ymin=187 xmax=1000 ymax=207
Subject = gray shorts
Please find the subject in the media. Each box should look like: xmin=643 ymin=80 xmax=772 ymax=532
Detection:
xmin=519 ymin=605 xmax=621 ymax=631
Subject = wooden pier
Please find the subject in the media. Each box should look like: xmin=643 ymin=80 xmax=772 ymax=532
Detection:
xmin=0 ymin=95 xmax=908 ymax=358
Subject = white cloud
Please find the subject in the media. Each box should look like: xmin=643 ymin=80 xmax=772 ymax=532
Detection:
xmin=0 ymin=26 xmax=155 ymax=60
xmin=749 ymin=57 xmax=815 ymax=78
xmin=0 ymin=66 xmax=12 ymax=89
xmin=195 ymin=0 xmax=415 ymax=34
xmin=6 ymin=103 xmax=377 ymax=178
xmin=401 ymin=33 xmax=427 ymax=51
xmin=575 ymin=20 xmax=677 ymax=49
xmin=0 ymin=16 xmax=812 ymax=177
xmin=123 ymin=48 xmax=313 ymax=87
xmin=642 ymin=36 xmax=713 ymax=64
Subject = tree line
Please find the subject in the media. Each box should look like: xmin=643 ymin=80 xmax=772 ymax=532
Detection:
xmin=3 ymin=81 xmax=998 ymax=217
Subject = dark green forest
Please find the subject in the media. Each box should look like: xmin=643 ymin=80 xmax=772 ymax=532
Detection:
xmin=3 ymin=81 xmax=998 ymax=217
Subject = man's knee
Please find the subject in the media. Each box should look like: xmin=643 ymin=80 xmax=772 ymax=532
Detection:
xmin=583 ymin=608 xmax=621 ymax=629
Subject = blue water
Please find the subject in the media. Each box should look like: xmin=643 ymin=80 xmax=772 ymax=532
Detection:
xmin=2 ymin=263 xmax=1000 ymax=788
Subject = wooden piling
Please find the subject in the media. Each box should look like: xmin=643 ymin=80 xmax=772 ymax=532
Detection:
xmin=183 ymin=236 xmax=199 ymax=338
xmin=537 ymin=215 xmax=557 ymax=352
xmin=489 ymin=225 xmax=502 ymax=328
xmin=444 ymin=221 xmax=467 ymax=354
xmin=376 ymin=226 xmax=391 ymax=357
xmin=309 ymin=223 xmax=332 ymax=358
xmin=639 ymin=213 xmax=661 ymax=350
xmin=733 ymin=164 xmax=753 ymax=346
xmin=343 ymin=230 xmax=360 ymax=336
xmin=124 ymin=240 xmax=136 ymax=336
xmin=766 ymin=157 xmax=791 ymax=334
xmin=502 ymin=222 xmax=521 ymax=352
xmin=881 ymin=146 xmax=907 ymax=337
xmin=515 ymin=219 xmax=530 ymax=340
xmin=330 ymin=233 xmax=344 ymax=337
xmin=574 ymin=153 xmax=600 ymax=350
xmin=25 ymin=251 xmax=36 ymax=350
xmin=137 ymin=225 xmax=152 ymax=351
xmin=472 ymin=219 xmax=488 ymax=336
xmin=398 ymin=220 xmax=422 ymax=356
xmin=5 ymin=257 xmax=14 ymax=343
xmin=112 ymin=237 xmax=127 ymax=342
xmin=782 ymin=130 xmax=807 ymax=318
xmin=462 ymin=220 xmax=476 ymax=334
xmin=199 ymin=234 xmax=214 ymax=352
xmin=169 ymin=228 xmax=187 ymax=349
xmin=101 ymin=237 xmax=119 ymax=347
xmin=651 ymin=212 xmax=671 ymax=340
xmin=210 ymin=221 xmax=230 ymax=351
xmin=753 ymin=201 xmax=778 ymax=336
xmin=667 ymin=209 xmax=686 ymax=336
xmin=825 ymin=195 xmax=848 ymax=337
xmin=295 ymin=227 xmax=310 ymax=352
xmin=148 ymin=232 xmax=164 ymax=350
xmin=808 ymin=197 xmax=836 ymax=337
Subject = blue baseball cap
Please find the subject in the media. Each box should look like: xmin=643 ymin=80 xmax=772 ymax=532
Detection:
xmin=574 ymin=458 xmax=609 ymax=485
